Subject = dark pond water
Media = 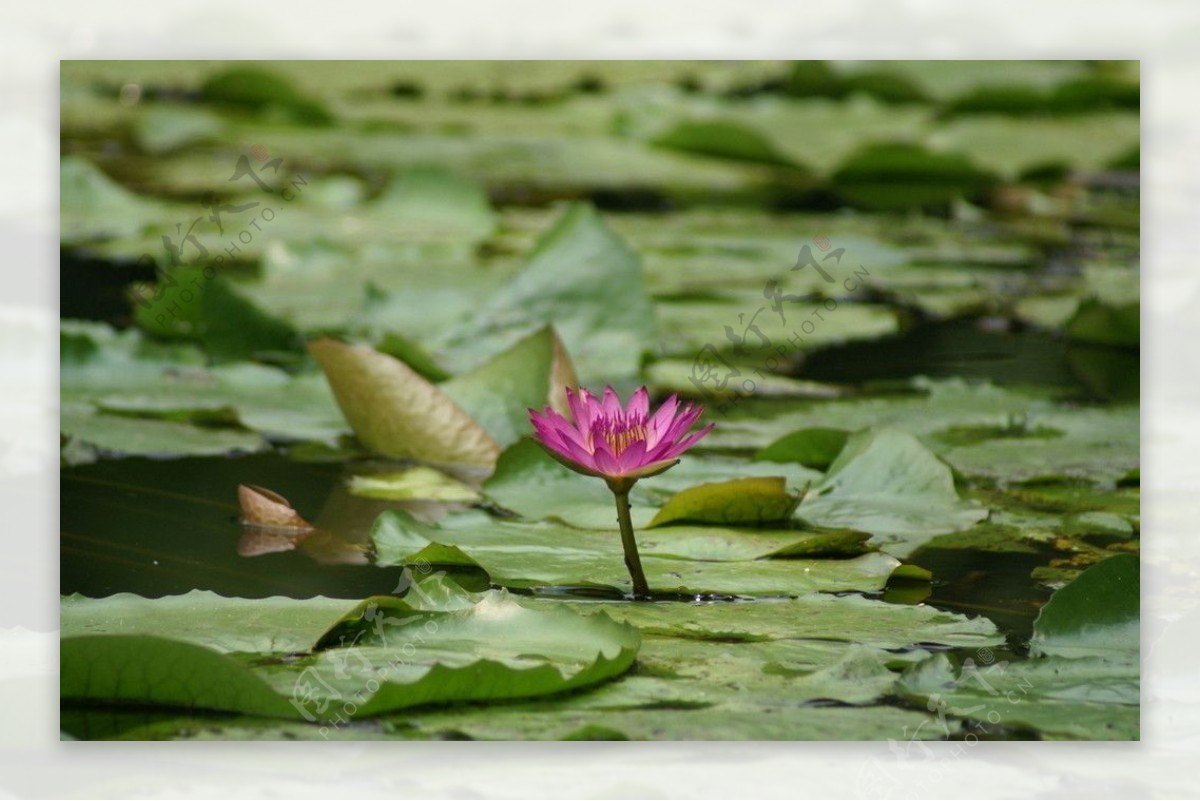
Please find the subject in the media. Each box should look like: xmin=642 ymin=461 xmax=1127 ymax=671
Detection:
xmin=799 ymin=316 xmax=1138 ymax=403
xmin=61 ymin=453 xmax=410 ymax=599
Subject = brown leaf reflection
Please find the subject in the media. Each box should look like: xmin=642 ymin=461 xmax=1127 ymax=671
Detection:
xmin=237 ymin=484 xmax=314 ymax=530
xmin=236 ymin=465 xmax=482 ymax=567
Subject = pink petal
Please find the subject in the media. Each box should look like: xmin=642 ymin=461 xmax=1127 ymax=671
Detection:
xmin=621 ymin=456 xmax=682 ymax=481
xmin=661 ymin=422 xmax=715 ymax=458
xmin=536 ymin=440 xmax=608 ymax=478
xmin=645 ymin=394 xmax=679 ymax=447
xmin=615 ymin=438 xmax=648 ymax=472
xmin=555 ymin=436 xmax=602 ymax=470
xmin=601 ymin=385 xmax=622 ymax=420
xmin=625 ymin=387 xmax=649 ymax=421
xmin=567 ymin=387 xmax=594 ymax=428
xmin=547 ymin=412 xmax=591 ymax=451
xmin=591 ymin=442 xmax=622 ymax=475
xmin=536 ymin=423 xmax=601 ymax=471
xmin=660 ymin=403 xmax=704 ymax=445
xmin=530 ymin=406 xmax=569 ymax=438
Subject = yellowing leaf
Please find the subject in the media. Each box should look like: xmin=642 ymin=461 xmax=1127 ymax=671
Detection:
xmin=648 ymin=477 xmax=801 ymax=528
xmin=347 ymin=467 xmax=481 ymax=502
xmin=307 ymin=338 xmax=500 ymax=469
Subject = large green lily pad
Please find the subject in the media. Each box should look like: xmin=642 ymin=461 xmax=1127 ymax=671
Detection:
xmin=434 ymin=203 xmax=658 ymax=383
xmin=61 ymin=588 xmax=640 ymax=722
xmin=795 ymin=427 xmax=988 ymax=557
xmin=372 ymin=509 xmax=901 ymax=597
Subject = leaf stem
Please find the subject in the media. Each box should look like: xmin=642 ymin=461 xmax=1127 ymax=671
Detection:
xmin=611 ymin=486 xmax=650 ymax=599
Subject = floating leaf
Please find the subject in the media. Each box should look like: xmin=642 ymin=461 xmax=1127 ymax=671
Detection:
xmin=785 ymin=646 xmax=904 ymax=705
xmin=132 ymin=106 xmax=225 ymax=155
xmin=60 ymin=156 xmax=160 ymax=243
xmin=61 ymin=589 xmax=640 ymax=722
xmin=347 ymin=467 xmax=481 ymax=503
xmin=134 ymin=271 xmax=304 ymax=364
xmin=373 ymin=331 xmax=451 ymax=383
xmin=373 ymin=509 xmax=901 ymax=597
xmin=1031 ymin=553 xmax=1139 ymax=659
xmin=765 ymin=529 xmax=872 ymax=559
xmin=646 ymin=360 xmax=842 ymax=401
xmin=652 ymin=119 xmax=804 ymax=169
xmin=61 ymin=321 xmax=348 ymax=449
xmin=237 ymin=484 xmax=314 ymax=530
xmin=61 ymin=635 xmax=301 ymax=718
xmin=755 ymin=428 xmax=850 ymax=470
xmin=831 ymin=142 xmax=998 ymax=210
xmin=441 ymin=326 xmax=578 ymax=447
xmin=898 ymin=651 xmax=1138 ymax=740
xmin=438 ymin=203 xmax=657 ymax=383
xmin=407 ymin=699 xmax=953 ymax=741
xmin=1065 ymin=298 xmax=1139 ymax=348
xmin=574 ymin=592 xmax=1001 ymax=649
xmin=796 ymin=427 xmax=987 ymax=557
xmin=307 ymin=338 xmax=500 ymax=469
xmin=648 ymin=477 xmax=800 ymax=528
xmin=200 ymin=66 xmax=334 ymax=125
xmin=61 ymin=402 xmax=266 ymax=460
xmin=373 ymin=166 xmax=497 ymax=241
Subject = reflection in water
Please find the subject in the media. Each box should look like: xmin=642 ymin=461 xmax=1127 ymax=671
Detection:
xmin=62 ymin=453 xmax=413 ymax=598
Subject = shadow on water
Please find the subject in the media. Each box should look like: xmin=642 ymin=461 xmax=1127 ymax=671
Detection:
xmin=60 ymin=247 xmax=156 ymax=326
xmin=797 ymin=317 xmax=1138 ymax=403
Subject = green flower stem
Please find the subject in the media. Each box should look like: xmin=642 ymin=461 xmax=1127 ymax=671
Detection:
xmin=611 ymin=486 xmax=650 ymax=599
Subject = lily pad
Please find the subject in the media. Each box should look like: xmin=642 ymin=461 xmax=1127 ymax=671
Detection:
xmin=569 ymin=592 xmax=1002 ymax=650
xmin=373 ymin=509 xmax=902 ymax=597
xmin=647 ymin=477 xmax=801 ymax=528
xmin=651 ymin=119 xmax=804 ymax=169
xmin=830 ymin=142 xmax=998 ymax=210
xmin=308 ymin=337 xmax=501 ymax=470
xmin=61 ymin=402 xmax=267 ymax=461
xmin=897 ymin=651 xmax=1138 ymax=740
xmin=200 ymin=66 xmax=334 ymax=125
xmin=346 ymin=467 xmax=481 ymax=503
xmin=796 ymin=427 xmax=988 ymax=557
xmin=1065 ymin=298 xmax=1139 ymax=348
xmin=61 ymin=322 xmax=349 ymax=450
xmin=60 ymin=156 xmax=162 ymax=244
xmin=372 ymin=165 xmax=497 ymax=241
xmin=61 ymin=588 xmax=640 ymax=721
xmin=440 ymin=326 xmax=578 ymax=447
xmin=132 ymin=106 xmax=225 ymax=155
xmin=1031 ymin=553 xmax=1139 ymax=659
xmin=755 ymin=427 xmax=850 ymax=470
xmin=134 ymin=270 xmax=304 ymax=363
xmin=436 ymin=203 xmax=658 ymax=383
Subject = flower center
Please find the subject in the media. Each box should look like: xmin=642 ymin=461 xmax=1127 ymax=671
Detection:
xmin=593 ymin=415 xmax=647 ymax=456
xmin=604 ymin=424 xmax=646 ymax=455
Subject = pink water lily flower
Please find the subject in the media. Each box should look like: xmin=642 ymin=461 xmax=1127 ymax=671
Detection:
xmin=529 ymin=386 xmax=714 ymax=488
xmin=528 ymin=386 xmax=713 ymax=599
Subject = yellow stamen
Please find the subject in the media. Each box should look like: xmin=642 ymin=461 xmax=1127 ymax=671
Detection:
xmin=604 ymin=424 xmax=647 ymax=456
